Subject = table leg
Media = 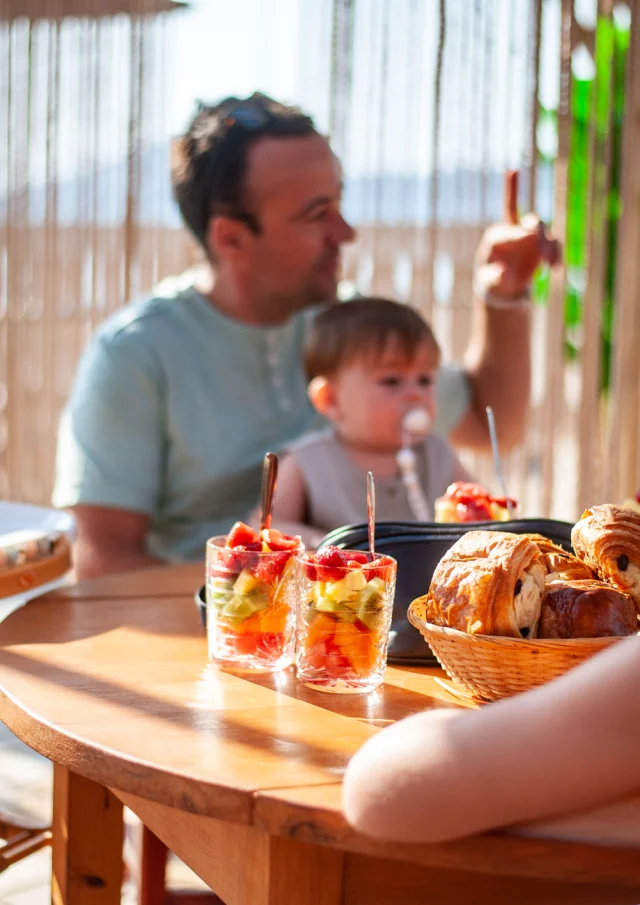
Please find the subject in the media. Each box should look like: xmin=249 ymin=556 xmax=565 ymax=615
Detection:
xmin=51 ymin=764 xmax=124 ymax=905
xmin=139 ymin=825 xmax=169 ymax=905
xmin=257 ymin=834 xmax=345 ymax=905
xmin=116 ymin=792 xmax=344 ymax=905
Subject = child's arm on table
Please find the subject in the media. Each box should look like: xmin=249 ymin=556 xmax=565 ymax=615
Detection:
xmin=343 ymin=634 xmax=640 ymax=842
xmin=248 ymin=455 xmax=325 ymax=550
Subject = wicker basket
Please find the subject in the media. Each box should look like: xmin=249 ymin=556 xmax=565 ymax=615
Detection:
xmin=407 ymin=597 xmax=625 ymax=702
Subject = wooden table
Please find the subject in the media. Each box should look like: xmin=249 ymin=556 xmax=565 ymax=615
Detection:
xmin=1 ymin=563 xmax=640 ymax=905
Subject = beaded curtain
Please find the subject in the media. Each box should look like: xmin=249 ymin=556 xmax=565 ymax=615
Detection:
xmin=1 ymin=0 xmax=639 ymax=519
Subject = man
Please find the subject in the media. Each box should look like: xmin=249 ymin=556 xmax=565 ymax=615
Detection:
xmin=53 ymin=93 xmax=560 ymax=579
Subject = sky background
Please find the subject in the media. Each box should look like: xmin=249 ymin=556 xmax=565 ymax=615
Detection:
xmin=5 ymin=0 xmax=623 ymax=228
xmin=165 ymin=0 xmax=563 ymax=173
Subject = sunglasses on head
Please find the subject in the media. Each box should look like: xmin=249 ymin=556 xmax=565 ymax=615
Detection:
xmin=221 ymin=105 xmax=271 ymax=131
xmin=193 ymin=99 xmax=272 ymax=134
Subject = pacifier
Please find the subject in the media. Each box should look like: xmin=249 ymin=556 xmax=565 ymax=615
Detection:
xmin=402 ymin=408 xmax=431 ymax=440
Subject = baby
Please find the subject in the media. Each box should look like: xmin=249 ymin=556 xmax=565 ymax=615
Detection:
xmin=268 ymin=297 xmax=472 ymax=547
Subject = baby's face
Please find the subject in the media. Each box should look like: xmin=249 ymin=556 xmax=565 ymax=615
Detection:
xmin=329 ymin=340 xmax=439 ymax=452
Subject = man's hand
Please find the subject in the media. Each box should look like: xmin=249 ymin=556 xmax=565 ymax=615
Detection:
xmin=451 ymin=171 xmax=563 ymax=451
xmin=474 ymin=170 xmax=561 ymax=300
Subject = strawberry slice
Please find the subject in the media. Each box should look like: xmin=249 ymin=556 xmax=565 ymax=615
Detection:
xmin=311 ymin=545 xmax=349 ymax=581
xmin=362 ymin=554 xmax=395 ymax=581
xmin=217 ymin=545 xmax=260 ymax=574
xmin=345 ymin=550 xmax=368 ymax=564
xmin=226 ymin=521 xmax=260 ymax=548
xmin=303 ymin=560 xmax=319 ymax=581
xmin=253 ymin=550 xmax=291 ymax=586
xmin=445 ymin=482 xmax=488 ymax=502
xmin=262 ymin=528 xmax=300 ymax=552
xmin=492 ymin=497 xmax=517 ymax=511
xmin=456 ymin=500 xmax=492 ymax=522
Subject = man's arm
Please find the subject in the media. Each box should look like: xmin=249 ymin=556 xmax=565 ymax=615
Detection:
xmin=70 ymin=505 xmax=163 ymax=581
xmin=451 ymin=172 xmax=561 ymax=451
xmin=450 ymin=300 xmax=532 ymax=450
xmin=53 ymin=325 xmax=166 ymax=580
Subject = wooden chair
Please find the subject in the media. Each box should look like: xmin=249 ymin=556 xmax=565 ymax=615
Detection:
xmin=0 ymin=807 xmax=52 ymax=874
xmin=139 ymin=825 xmax=224 ymax=905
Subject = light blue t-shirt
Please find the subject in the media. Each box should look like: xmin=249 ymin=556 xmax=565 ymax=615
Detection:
xmin=53 ymin=275 xmax=471 ymax=561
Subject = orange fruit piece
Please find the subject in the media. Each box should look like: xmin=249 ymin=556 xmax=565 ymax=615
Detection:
xmin=335 ymin=626 xmax=380 ymax=676
xmin=304 ymin=613 xmax=337 ymax=650
xmin=259 ymin=601 xmax=289 ymax=634
xmin=221 ymin=612 xmax=262 ymax=635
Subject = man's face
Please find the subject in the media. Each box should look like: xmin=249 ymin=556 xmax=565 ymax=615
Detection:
xmin=233 ymin=133 xmax=355 ymax=318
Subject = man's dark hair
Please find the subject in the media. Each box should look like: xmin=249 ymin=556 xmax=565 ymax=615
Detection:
xmin=171 ymin=92 xmax=317 ymax=250
xmin=304 ymin=297 xmax=441 ymax=381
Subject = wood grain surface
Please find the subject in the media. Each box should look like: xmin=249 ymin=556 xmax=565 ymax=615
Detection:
xmin=1 ymin=564 xmax=640 ymax=904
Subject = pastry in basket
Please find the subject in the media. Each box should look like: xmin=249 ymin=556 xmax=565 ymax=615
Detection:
xmin=423 ymin=530 xmax=546 ymax=637
xmin=538 ymin=579 xmax=637 ymax=639
xmin=571 ymin=504 xmax=640 ymax=610
xmin=526 ymin=533 xmax=596 ymax=583
xmin=0 ymin=529 xmax=71 ymax=599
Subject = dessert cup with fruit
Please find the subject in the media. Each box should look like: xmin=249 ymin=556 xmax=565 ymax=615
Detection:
xmin=295 ymin=546 xmax=397 ymax=694
xmin=621 ymin=491 xmax=640 ymax=514
xmin=434 ymin=481 xmax=518 ymax=523
xmin=206 ymin=521 xmax=302 ymax=672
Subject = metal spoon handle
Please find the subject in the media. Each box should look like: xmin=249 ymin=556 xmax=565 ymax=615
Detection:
xmin=485 ymin=406 xmax=514 ymax=517
xmin=367 ymin=470 xmax=376 ymax=559
xmin=260 ymin=452 xmax=279 ymax=532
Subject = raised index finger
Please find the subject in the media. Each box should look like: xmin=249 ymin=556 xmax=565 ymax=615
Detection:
xmin=504 ymin=170 xmax=519 ymax=224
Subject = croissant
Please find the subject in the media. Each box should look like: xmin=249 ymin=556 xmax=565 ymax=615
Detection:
xmin=571 ymin=505 xmax=640 ymax=611
xmin=423 ymin=530 xmax=546 ymax=638
xmin=526 ymin=533 xmax=596 ymax=583
xmin=538 ymin=579 xmax=637 ymax=639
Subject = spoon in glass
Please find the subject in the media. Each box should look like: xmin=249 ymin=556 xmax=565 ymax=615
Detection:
xmin=260 ymin=452 xmax=279 ymax=532
xmin=367 ymin=470 xmax=376 ymax=561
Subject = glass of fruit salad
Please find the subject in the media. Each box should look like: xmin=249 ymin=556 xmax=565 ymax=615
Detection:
xmin=295 ymin=546 xmax=397 ymax=694
xmin=434 ymin=481 xmax=517 ymax=523
xmin=206 ymin=521 xmax=302 ymax=673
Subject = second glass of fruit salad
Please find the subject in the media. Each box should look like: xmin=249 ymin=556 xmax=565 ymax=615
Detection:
xmin=206 ymin=521 xmax=302 ymax=673
xmin=295 ymin=546 xmax=397 ymax=694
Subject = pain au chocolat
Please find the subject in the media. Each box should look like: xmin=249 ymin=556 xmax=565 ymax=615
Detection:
xmin=526 ymin=533 xmax=596 ymax=583
xmin=538 ymin=578 xmax=637 ymax=639
xmin=424 ymin=530 xmax=546 ymax=638
xmin=571 ymin=505 xmax=640 ymax=611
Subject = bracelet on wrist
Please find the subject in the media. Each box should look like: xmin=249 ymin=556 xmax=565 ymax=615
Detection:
xmin=473 ymin=278 xmax=532 ymax=311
